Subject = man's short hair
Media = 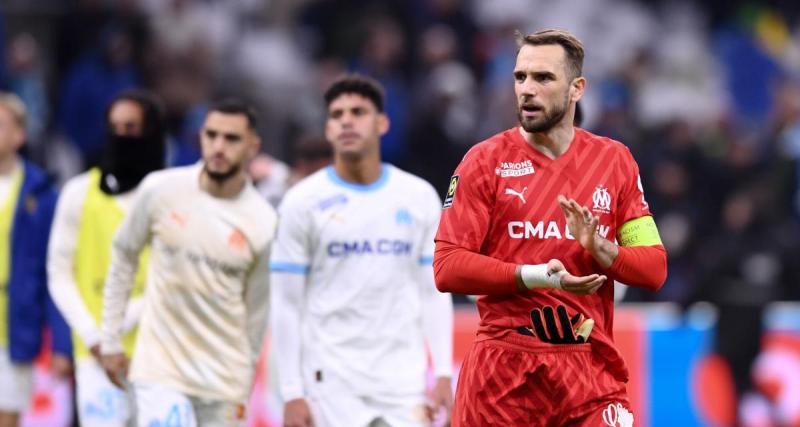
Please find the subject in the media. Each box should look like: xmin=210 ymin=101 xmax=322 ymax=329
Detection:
xmin=324 ymin=74 xmax=385 ymax=112
xmin=294 ymin=135 xmax=333 ymax=162
xmin=209 ymin=98 xmax=259 ymax=130
xmin=109 ymin=89 xmax=167 ymax=141
xmin=516 ymin=29 xmax=585 ymax=80
xmin=0 ymin=92 xmax=27 ymax=130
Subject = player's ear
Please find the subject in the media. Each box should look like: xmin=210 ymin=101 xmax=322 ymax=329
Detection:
xmin=378 ymin=112 xmax=390 ymax=136
xmin=570 ymin=76 xmax=586 ymax=103
xmin=248 ymin=131 xmax=262 ymax=158
xmin=11 ymin=125 xmax=25 ymax=151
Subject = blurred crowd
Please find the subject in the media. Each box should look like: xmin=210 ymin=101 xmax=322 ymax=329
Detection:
xmin=0 ymin=0 xmax=800 ymax=309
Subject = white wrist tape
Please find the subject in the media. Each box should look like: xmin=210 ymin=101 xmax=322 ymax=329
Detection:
xmin=521 ymin=264 xmax=564 ymax=290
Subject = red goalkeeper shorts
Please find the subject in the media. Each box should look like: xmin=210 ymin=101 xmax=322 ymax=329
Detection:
xmin=452 ymin=332 xmax=632 ymax=427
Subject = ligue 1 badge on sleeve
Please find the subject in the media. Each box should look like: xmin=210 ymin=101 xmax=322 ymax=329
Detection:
xmin=443 ymin=175 xmax=459 ymax=209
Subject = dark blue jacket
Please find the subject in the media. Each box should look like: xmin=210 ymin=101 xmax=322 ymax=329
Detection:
xmin=7 ymin=159 xmax=71 ymax=362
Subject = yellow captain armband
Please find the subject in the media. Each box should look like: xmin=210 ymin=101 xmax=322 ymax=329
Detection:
xmin=617 ymin=216 xmax=662 ymax=247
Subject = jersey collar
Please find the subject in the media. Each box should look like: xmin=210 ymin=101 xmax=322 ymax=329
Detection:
xmin=326 ymin=163 xmax=390 ymax=192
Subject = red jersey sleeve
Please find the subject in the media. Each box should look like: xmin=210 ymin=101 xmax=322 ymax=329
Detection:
xmin=609 ymin=245 xmax=667 ymax=290
xmin=433 ymin=241 xmax=519 ymax=294
xmin=608 ymin=145 xmax=667 ymax=290
xmin=615 ymin=146 xmax=651 ymax=225
xmin=435 ymin=145 xmax=496 ymax=250
xmin=434 ymin=143 xmax=523 ymax=294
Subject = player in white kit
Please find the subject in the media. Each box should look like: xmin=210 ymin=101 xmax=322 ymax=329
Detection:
xmin=100 ymin=99 xmax=277 ymax=427
xmin=270 ymin=75 xmax=454 ymax=427
xmin=48 ymin=90 xmax=166 ymax=427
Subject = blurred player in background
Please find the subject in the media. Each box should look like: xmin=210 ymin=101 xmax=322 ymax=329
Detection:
xmin=284 ymin=136 xmax=333 ymax=188
xmin=249 ymin=135 xmax=333 ymax=208
xmin=0 ymin=92 xmax=71 ymax=427
xmin=270 ymin=74 xmax=454 ymax=427
xmin=48 ymin=89 xmax=166 ymax=427
xmin=433 ymin=29 xmax=667 ymax=426
xmin=100 ymin=99 xmax=277 ymax=427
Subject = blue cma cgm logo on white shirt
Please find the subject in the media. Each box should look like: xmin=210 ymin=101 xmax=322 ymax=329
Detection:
xmin=327 ymin=240 xmax=412 ymax=257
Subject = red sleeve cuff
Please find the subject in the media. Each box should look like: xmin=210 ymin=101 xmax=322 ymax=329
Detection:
xmin=608 ymin=244 xmax=667 ymax=291
xmin=433 ymin=240 xmax=519 ymax=295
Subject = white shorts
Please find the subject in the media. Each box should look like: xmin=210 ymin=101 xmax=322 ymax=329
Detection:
xmin=307 ymin=379 xmax=428 ymax=427
xmin=0 ymin=346 xmax=33 ymax=412
xmin=133 ymin=382 xmax=246 ymax=427
xmin=75 ymin=357 xmax=134 ymax=426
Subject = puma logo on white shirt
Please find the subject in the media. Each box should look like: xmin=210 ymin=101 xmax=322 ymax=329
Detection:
xmin=505 ymin=187 xmax=527 ymax=204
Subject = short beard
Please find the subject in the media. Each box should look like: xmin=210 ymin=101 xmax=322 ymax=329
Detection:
xmin=518 ymin=91 xmax=570 ymax=133
xmin=204 ymin=163 xmax=240 ymax=183
xmin=338 ymin=150 xmax=364 ymax=162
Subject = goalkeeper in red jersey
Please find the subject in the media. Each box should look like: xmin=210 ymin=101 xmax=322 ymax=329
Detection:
xmin=433 ymin=29 xmax=667 ymax=426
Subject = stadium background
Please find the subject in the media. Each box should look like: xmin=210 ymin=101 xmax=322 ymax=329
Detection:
xmin=2 ymin=0 xmax=800 ymax=425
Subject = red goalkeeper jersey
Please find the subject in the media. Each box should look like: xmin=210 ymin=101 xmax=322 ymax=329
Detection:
xmin=435 ymin=126 xmax=652 ymax=381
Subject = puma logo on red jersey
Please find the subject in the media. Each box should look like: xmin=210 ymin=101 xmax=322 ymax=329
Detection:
xmin=504 ymin=187 xmax=527 ymax=204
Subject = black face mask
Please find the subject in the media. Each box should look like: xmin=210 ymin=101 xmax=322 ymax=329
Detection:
xmin=99 ymin=134 xmax=165 ymax=195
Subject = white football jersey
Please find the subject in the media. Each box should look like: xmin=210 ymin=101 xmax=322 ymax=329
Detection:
xmin=102 ymin=164 xmax=277 ymax=403
xmin=271 ymin=164 xmax=443 ymax=396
